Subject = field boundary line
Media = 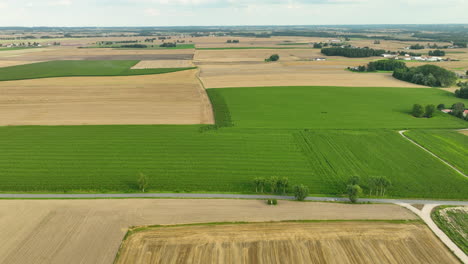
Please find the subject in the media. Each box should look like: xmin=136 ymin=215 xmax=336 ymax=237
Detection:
xmin=399 ymin=130 xmax=467 ymax=178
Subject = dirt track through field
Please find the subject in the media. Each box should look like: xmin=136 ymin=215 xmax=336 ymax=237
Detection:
xmin=0 ymin=199 xmax=417 ymax=264
xmin=0 ymin=69 xmax=214 ymax=125
xmin=116 ymin=222 xmax=457 ymax=264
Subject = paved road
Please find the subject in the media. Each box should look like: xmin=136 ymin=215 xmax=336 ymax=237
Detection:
xmin=399 ymin=203 xmax=468 ymax=264
xmin=1 ymin=193 xmax=468 ymax=205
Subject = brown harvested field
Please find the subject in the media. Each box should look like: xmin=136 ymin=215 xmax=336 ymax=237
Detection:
xmin=0 ymin=199 xmax=417 ymax=264
xmin=195 ymin=48 xmax=324 ymax=62
xmin=131 ymin=60 xmax=194 ymax=69
xmin=116 ymin=221 xmax=458 ymax=264
xmin=192 ymin=36 xmax=323 ymax=48
xmin=0 ymin=60 xmax=41 ymax=68
xmin=460 ymin=130 xmax=468 ymax=136
xmin=198 ymin=61 xmax=425 ymax=88
xmin=0 ymin=47 xmax=194 ymax=61
xmin=0 ymin=69 xmax=214 ymax=125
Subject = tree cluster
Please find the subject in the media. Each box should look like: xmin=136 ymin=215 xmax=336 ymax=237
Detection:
xmin=226 ymin=39 xmax=240 ymax=43
xmin=412 ymin=104 xmax=436 ymax=118
xmin=409 ymin=43 xmax=425 ymax=50
xmin=428 ymin=50 xmax=445 ymax=56
xmin=253 ymin=176 xmax=289 ymax=194
xmin=160 ymin=42 xmax=177 ymax=48
xmin=367 ymin=60 xmax=407 ymax=72
xmin=265 ymin=54 xmax=280 ymax=62
xmin=321 ymin=47 xmax=386 ymax=58
xmin=349 ymin=60 xmax=406 ymax=73
xmin=368 ymin=176 xmax=391 ymax=197
xmin=455 ymin=82 xmax=468 ymax=99
xmin=450 ymin=102 xmax=467 ymax=120
xmin=393 ymin=65 xmax=457 ymax=87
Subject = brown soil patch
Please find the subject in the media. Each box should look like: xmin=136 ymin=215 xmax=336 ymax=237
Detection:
xmin=0 ymin=69 xmax=214 ymax=125
xmin=459 ymin=130 xmax=468 ymax=136
xmin=0 ymin=60 xmax=41 ymax=68
xmin=198 ymin=61 xmax=424 ymax=88
xmin=411 ymin=204 xmax=425 ymax=210
xmin=116 ymin=221 xmax=457 ymax=264
xmin=195 ymin=49 xmax=324 ymax=62
xmin=131 ymin=60 xmax=194 ymax=69
xmin=0 ymin=199 xmax=416 ymax=264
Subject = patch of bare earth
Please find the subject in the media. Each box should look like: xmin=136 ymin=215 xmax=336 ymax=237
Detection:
xmin=0 ymin=60 xmax=41 ymax=68
xmin=459 ymin=130 xmax=468 ymax=136
xmin=0 ymin=199 xmax=416 ymax=264
xmin=116 ymin=222 xmax=457 ymax=264
xmin=0 ymin=69 xmax=214 ymax=125
xmin=131 ymin=60 xmax=194 ymax=69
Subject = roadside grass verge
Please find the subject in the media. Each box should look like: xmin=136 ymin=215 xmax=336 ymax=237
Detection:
xmin=0 ymin=60 xmax=195 ymax=81
xmin=208 ymin=86 xmax=468 ymax=129
xmin=431 ymin=206 xmax=468 ymax=255
xmin=405 ymin=130 xmax=468 ymax=175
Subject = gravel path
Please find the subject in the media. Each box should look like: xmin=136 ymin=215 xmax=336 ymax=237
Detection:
xmin=399 ymin=203 xmax=468 ymax=264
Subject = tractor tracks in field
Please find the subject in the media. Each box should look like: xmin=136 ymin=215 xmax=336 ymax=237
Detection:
xmin=398 ymin=130 xmax=467 ymax=178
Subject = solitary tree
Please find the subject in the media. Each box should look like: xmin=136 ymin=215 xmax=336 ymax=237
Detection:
xmin=347 ymin=184 xmax=362 ymax=203
xmin=425 ymin=104 xmax=436 ymax=118
xmin=412 ymin=104 xmax=425 ymax=117
xmin=138 ymin=173 xmax=149 ymax=193
xmin=293 ymin=184 xmax=309 ymax=201
xmin=437 ymin=103 xmax=446 ymax=110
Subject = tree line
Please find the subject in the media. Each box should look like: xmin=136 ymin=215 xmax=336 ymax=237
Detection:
xmin=393 ymin=65 xmax=457 ymax=87
xmin=350 ymin=59 xmax=407 ymax=72
xmin=321 ymin=47 xmax=386 ymax=58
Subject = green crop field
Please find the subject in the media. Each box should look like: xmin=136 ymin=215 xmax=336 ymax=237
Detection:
xmin=0 ymin=60 xmax=195 ymax=81
xmin=0 ymin=85 xmax=467 ymax=198
xmin=0 ymin=126 xmax=467 ymax=199
xmin=405 ymin=130 xmax=468 ymax=175
xmin=432 ymin=206 xmax=468 ymax=254
xmin=207 ymin=86 xmax=468 ymax=129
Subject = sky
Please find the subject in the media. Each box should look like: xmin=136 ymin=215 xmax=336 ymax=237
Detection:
xmin=0 ymin=0 xmax=467 ymax=27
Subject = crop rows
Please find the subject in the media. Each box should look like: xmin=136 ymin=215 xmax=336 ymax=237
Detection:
xmin=210 ymin=86 xmax=468 ymax=129
xmin=405 ymin=130 xmax=468 ymax=175
xmin=1 ymin=126 xmax=467 ymax=199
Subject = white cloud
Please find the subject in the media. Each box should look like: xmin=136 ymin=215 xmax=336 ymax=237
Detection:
xmin=144 ymin=7 xmax=160 ymax=16
xmin=48 ymin=0 xmax=72 ymax=6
